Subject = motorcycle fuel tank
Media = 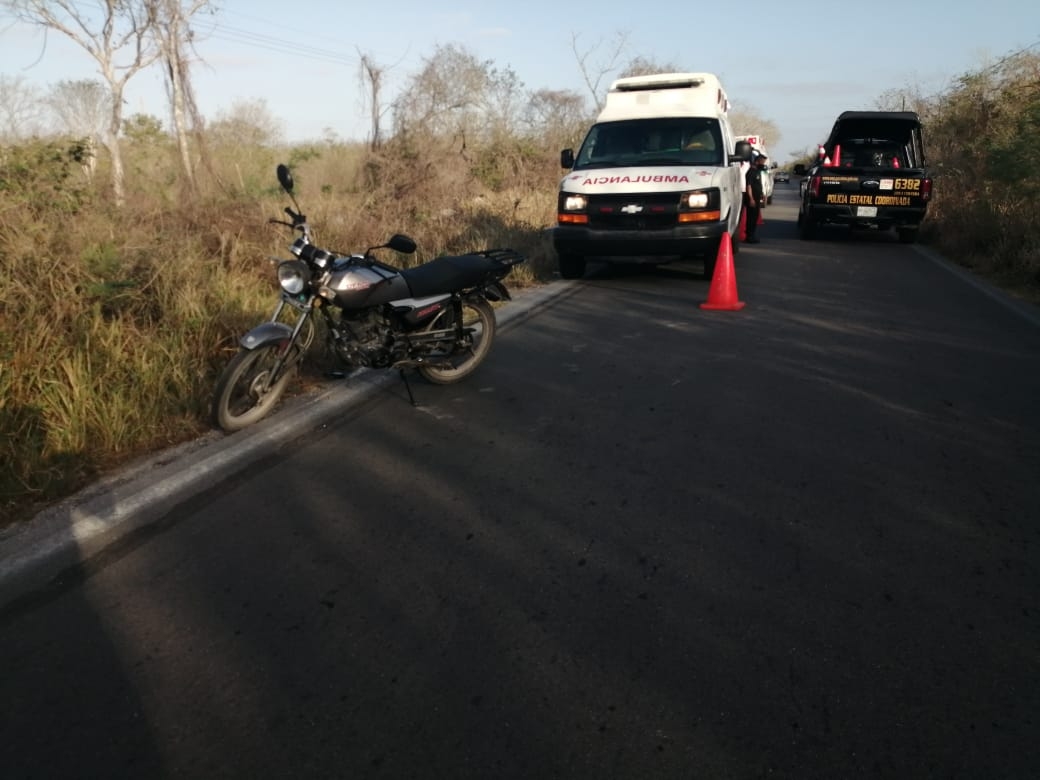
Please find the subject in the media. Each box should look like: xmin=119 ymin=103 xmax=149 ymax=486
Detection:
xmin=326 ymin=261 xmax=412 ymax=309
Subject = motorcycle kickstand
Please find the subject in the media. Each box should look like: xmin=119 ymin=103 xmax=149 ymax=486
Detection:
xmin=399 ymin=369 xmax=417 ymax=406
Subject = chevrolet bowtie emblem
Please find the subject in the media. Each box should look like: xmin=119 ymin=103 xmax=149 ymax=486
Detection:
xmin=620 ymin=204 xmax=643 ymax=214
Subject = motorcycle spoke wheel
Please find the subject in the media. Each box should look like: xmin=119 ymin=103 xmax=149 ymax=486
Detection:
xmin=418 ymin=299 xmax=496 ymax=385
xmin=212 ymin=344 xmax=296 ymax=432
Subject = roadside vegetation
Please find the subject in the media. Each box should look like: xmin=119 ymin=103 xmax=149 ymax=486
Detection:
xmin=2 ymin=40 xmax=1037 ymax=527
xmin=910 ymin=50 xmax=1040 ymax=299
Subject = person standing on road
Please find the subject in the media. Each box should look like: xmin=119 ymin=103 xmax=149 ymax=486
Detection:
xmin=744 ymin=152 xmax=766 ymax=244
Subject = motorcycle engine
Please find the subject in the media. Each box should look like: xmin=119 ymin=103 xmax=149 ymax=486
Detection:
xmin=335 ymin=309 xmax=394 ymax=368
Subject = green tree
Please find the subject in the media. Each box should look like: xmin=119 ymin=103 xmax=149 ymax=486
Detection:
xmin=123 ymin=113 xmax=167 ymax=145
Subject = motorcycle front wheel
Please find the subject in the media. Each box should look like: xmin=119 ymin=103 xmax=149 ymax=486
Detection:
xmin=418 ymin=298 xmax=497 ymax=384
xmin=212 ymin=344 xmax=298 ymax=432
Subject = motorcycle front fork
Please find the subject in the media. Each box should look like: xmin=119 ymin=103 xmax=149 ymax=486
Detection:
xmin=260 ymin=301 xmax=313 ymax=392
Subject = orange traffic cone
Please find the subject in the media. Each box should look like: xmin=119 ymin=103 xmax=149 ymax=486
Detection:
xmin=700 ymin=232 xmax=745 ymax=311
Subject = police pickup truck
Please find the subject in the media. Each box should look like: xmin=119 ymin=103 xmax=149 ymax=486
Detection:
xmin=794 ymin=111 xmax=932 ymax=243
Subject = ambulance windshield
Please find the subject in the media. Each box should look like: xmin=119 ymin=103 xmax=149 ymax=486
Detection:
xmin=574 ymin=118 xmax=724 ymax=168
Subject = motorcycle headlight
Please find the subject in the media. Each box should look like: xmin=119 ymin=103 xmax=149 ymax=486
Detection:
xmin=277 ymin=260 xmax=311 ymax=295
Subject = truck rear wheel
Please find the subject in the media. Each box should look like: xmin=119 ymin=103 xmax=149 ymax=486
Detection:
xmin=798 ymin=213 xmax=816 ymax=240
xmin=897 ymin=227 xmax=918 ymax=244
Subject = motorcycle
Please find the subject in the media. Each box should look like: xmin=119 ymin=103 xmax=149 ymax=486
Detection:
xmin=212 ymin=163 xmax=526 ymax=432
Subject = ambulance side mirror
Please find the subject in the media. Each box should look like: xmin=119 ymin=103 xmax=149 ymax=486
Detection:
xmin=732 ymin=140 xmax=752 ymax=162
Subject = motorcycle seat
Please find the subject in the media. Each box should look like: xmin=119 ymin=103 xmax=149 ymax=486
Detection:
xmin=400 ymin=253 xmax=500 ymax=298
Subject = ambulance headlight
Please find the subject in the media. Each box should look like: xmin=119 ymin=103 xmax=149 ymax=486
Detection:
xmin=562 ymin=194 xmax=587 ymax=211
xmin=677 ymin=188 xmax=722 ymax=223
xmin=682 ymin=192 xmax=711 ymax=209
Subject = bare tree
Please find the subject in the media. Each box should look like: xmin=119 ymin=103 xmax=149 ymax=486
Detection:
xmin=358 ymin=51 xmax=387 ymax=151
xmin=0 ymin=74 xmax=44 ymax=141
xmin=389 ymin=43 xmax=525 ymax=152
xmin=151 ymin=0 xmax=215 ymax=193
xmin=45 ymin=79 xmax=111 ymax=179
xmin=570 ymin=30 xmax=629 ymax=112
xmin=208 ymin=98 xmax=284 ymax=148
xmin=356 ymin=45 xmax=410 ymax=151
xmin=480 ymin=64 xmax=525 ymax=144
xmin=618 ymin=56 xmax=684 ymax=79
xmin=392 ymin=43 xmax=493 ymax=143
xmin=728 ymin=105 xmax=780 ymax=152
xmin=522 ymin=87 xmax=590 ymax=148
xmin=875 ymin=84 xmax=932 ymax=115
xmin=3 ymin=0 xmax=161 ymax=205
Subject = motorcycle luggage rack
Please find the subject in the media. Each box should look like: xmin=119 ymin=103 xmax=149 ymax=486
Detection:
xmin=479 ymin=248 xmax=525 ymax=267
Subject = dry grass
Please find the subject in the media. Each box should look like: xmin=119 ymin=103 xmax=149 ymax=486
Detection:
xmin=0 ymin=139 xmax=559 ymax=526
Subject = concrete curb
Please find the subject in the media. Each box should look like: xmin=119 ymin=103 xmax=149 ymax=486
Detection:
xmin=0 ymin=281 xmax=576 ymax=608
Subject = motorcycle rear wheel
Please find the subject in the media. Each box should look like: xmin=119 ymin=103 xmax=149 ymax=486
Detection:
xmin=418 ymin=298 xmax=496 ymax=384
xmin=212 ymin=344 xmax=297 ymax=432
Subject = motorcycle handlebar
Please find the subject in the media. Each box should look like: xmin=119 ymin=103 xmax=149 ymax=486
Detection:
xmin=298 ymin=242 xmax=334 ymax=265
xmin=271 ymin=209 xmax=308 ymax=233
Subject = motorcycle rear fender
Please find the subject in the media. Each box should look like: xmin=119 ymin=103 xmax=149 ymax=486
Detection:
xmin=240 ymin=322 xmax=293 ymax=350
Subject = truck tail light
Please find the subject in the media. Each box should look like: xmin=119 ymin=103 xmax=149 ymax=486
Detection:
xmin=921 ymin=178 xmax=933 ymax=202
xmin=810 ymin=176 xmax=821 ymax=198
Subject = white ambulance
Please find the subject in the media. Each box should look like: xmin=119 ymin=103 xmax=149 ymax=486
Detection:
xmin=553 ymin=72 xmax=752 ymax=279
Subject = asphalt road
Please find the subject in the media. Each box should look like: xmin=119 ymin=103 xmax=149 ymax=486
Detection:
xmin=2 ymin=186 xmax=1039 ymax=778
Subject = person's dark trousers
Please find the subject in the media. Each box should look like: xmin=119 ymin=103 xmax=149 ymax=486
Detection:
xmin=744 ymin=197 xmax=761 ymax=242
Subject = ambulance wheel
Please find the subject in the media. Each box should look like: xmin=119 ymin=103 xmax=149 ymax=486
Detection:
xmin=702 ymin=252 xmax=717 ymax=280
xmin=558 ymin=254 xmax=586 ymax=279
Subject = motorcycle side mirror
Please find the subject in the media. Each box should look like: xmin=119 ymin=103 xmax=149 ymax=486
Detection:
xmin=276 ymin=163 xmax=294 ymax=193
xmin=386 ymin=234 xmax=417 ymax=254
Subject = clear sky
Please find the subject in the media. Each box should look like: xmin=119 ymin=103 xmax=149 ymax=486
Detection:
xmin=2 ymin=0 xmax=1037 ymax=162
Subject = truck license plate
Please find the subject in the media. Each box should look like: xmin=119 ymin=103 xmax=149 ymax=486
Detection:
xmin=856 ymin=206 xmax=878 ymax=218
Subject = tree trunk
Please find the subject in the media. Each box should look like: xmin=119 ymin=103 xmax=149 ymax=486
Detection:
xmin=107 ymin=84 xmax=126 ymax=206
xmin=168 ymin=55 xmax=196 ymax=193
